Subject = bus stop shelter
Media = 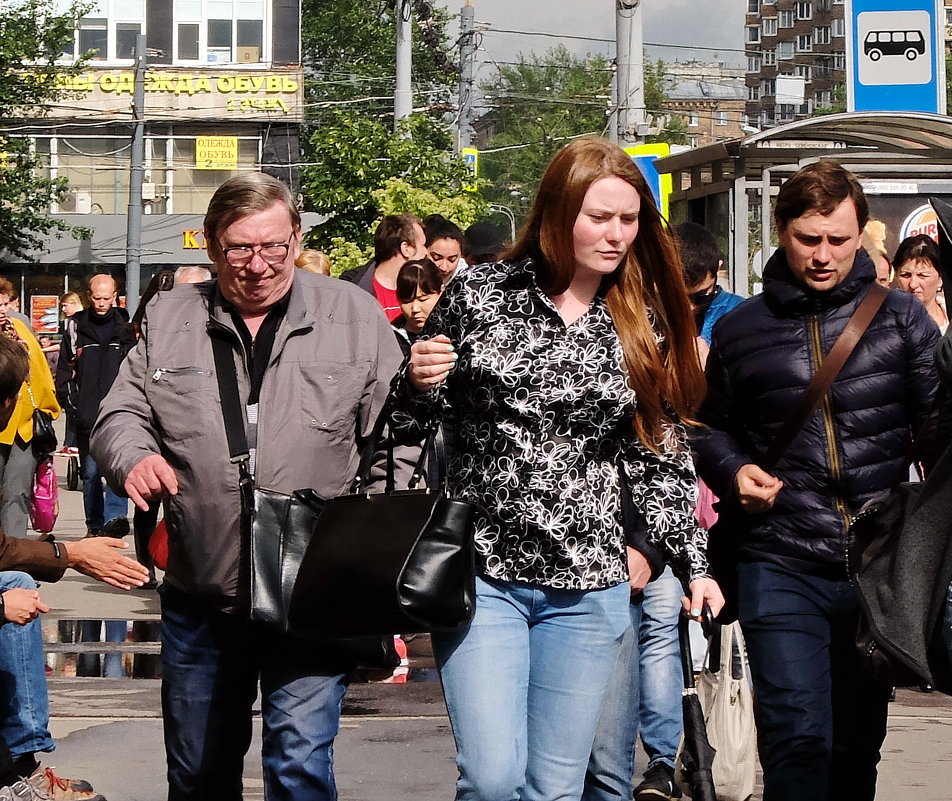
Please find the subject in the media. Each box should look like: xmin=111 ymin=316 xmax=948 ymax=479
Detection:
xmin=653 ymin=111 xmax=952 ymax=295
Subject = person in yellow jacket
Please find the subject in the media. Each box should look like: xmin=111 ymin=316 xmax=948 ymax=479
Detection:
xmin=0 ymin=279 xmax=60 ymax=538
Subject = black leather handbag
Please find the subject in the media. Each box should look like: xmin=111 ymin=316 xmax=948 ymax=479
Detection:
xmin=26 ymin=384 xmax=57 ymax=457
xmin=210 ymin=329 xmax=476 ymax=644
xmin=286 ymin=448 xmax=477 ymax=637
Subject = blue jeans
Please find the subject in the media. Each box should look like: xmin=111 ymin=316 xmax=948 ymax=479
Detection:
xmin=738 ymin=561 xmax=890 ymax=801
xmin=583 ymin=567 xmax=683 ymax=801
xmin=0 ymin=572 xmax=54 ymax=758
xmin=77 ymin=620 xmax=128 ymax=678
xmin=432 ymin=575 xmax=630 ymax=801
xmin=159 ymin=584 xmax=349 ymax=801
xmin=81 ymin=450 xmax=127 ymax=530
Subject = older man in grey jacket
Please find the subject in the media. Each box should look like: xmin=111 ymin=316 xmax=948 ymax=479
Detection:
xmin=92 ymin=173 xmax=403 ymax=801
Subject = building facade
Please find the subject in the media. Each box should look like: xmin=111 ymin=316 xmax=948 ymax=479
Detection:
xmin=663 ymin=61 xmax=747 ymax=148
xmin=3 ymin=0 xmax=303 ymax=329
xmin=745 ymin=0 xmax=952 ymax=130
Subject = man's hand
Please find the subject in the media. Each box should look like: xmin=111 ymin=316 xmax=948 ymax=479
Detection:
xmin=124 ymin=454 xmax=178 ymax=512
xmin=65 ymin=539 xmax=150 ymax=590
xmin=734 ymin=463 xmax=783 ymax=513
xmin=3 ymin=588 xmax=49 ymax=625
xmin=408 ymin=335 xmax=457 ymax=392
xmin=626 ymin=547 xmax=652 ymax=595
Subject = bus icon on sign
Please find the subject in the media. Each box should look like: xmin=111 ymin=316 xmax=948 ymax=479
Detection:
xmin=864 ymin=29 xmax=926 ymax=61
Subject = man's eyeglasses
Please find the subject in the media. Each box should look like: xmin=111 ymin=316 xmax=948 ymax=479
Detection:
xmin=220 ymin=237 xmax=294 ymax=267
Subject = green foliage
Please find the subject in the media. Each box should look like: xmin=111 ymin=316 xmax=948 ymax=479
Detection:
xmin=476 ymin=46 xmax=611 ymax=221
xmin=300 ymin=111 xmax=486 ymax=253
xmin=301 ymin=0 xmax=457 ymax=124
xmin=0 ymin=0 xmax=91 ymax=259
xmin=814 ymin=83 xmax=847 ymax=117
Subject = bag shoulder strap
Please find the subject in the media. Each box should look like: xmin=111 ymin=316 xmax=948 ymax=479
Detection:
xmin=208 ymin=325 xmax=255 ymax=516
xmin=761 ymin=282 xmax=889 ymax=470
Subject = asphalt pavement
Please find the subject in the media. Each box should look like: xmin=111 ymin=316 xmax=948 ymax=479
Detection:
xmin=30 ymin=451 xmax=952 ymax=800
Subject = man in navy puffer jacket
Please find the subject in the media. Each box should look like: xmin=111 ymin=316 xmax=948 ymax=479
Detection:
xmin=694 ymin=161 xmax=939 ymax=801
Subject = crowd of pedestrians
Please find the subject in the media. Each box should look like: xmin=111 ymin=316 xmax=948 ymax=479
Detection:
xmin=1 ymin=137 xmax=952 ymax=801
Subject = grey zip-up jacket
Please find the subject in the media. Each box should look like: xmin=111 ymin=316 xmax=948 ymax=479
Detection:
xmin=91 ymin=272 xmax=403 ymax=611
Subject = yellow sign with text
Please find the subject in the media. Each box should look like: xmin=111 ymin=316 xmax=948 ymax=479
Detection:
xmin=196 ymin=137 xmax=238 ymax=170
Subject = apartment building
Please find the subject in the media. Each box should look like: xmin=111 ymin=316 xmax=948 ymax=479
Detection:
xmin=744 ymin=0 xmax=847 ymax=129
xmin=3 ymin=0 xmax=303 ymax=318
xmin=745 ymin=0 xmax=952 ymax=130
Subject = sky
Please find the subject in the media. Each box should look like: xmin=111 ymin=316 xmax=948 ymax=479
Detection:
xmin=434 ymin=0 xmax=747 ymax=84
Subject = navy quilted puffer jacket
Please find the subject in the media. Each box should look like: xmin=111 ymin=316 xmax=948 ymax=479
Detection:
xmin=694 ymin=248 xmax=940 ymax=576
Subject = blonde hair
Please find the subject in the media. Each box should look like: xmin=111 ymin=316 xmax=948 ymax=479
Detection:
xmin=295 ymin=249 xmax=331 ymax=275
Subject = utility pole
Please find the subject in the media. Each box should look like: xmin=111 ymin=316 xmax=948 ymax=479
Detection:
xmin=395 ymin=0 xmax=413 ymax=128
xmin=124 ymin=33 xmax=146 ymax=314
xmin=457 ymin=0 xmax=476 ymax=153
xmin=613 ymin=0 xmax=645 ymax=146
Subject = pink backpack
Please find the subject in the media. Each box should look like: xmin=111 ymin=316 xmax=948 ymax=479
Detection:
xmin=30 ymin=457 xmax=59 ymax=534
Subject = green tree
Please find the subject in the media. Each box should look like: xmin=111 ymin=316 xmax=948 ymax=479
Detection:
xmin=476 ymin=46 xmax=612 ymax=222
xmin=300 ymin=110 xmax=486 ymax=268
xmin=0 ymin=0 xmax=89 ymax=258
xmin=301 ymin=0 xmax=457 ymax=125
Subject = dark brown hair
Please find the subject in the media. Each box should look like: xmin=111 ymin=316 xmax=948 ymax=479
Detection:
xmin=507 ymin=136 xmax=704 ymax=450
xmin=374 ymin=214 xmax=422 ymax=263
xmin=774 ymin=160 xmax=869 ymax=232
xmin=893 ymin=234 xmax=940 ymax=273
xmin=0 ymin=335 xmax=28 ymax=404
xmin=396 ymin=259 xmax=443 ymax=304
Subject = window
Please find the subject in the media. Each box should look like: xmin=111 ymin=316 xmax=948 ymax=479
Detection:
xmin=833 ymin=0 xmax=843 ymax=4
xmin=748 ymin=85 xmax=761 ymax=100
xmin=777 ymin=40 xmax=794 ymax=59
xmin=62 ymin=1 xmax=146 ymax=63
xmin=78 ymin=17 xmax=107 ymax=60
xmin=796 ymin=34 xmax=813 ymax=52
xmin=746 ymin=25 xmax=761 ymax=43
xmin=795 ymin=64 xmax=812 ymax=81
xmin=832 ymin=17 xmax=845 ymax=37
xmin=815 ymin=26 xmax=831 ymax=46
xmin=689 ymin=135 xmax=699 ymax=148
xmin=777 ymin=103 xmax=797 ymax=121
xmin=748 ymin=55 xmax=762 ymax=72
xmin=689 ymin=113 xmax=699 ymax=127
xmin=779 ymin=10 xmax=794 ymax=27
xmin=815 ymin=56 xmax=832 ymax=78
xmin=816 ymin=89 xmax=832 ymax=106
xmin=763 ymin=48 xmax=777 ymax=66
xmin=762 ymin=18 xmax=777 ymax=37
xmin=748 ymin=0 xmax=759 ymax=10
xmin=716 ymin=111 xmax=728 ymax=126
xmin=833 ymin=51 xmax=846 ymax=70
xmin=817 ymin=0 xmax=830 ymax=10
xmin=795 ymin=2 xmax=812 ymax=20
xmin=762 ymin=78 xmax=776 ymax=96
xmin=174 ymin=0 xmax=266 ymax=64
xmin=947 ymin=8 xmax=952 ymax=26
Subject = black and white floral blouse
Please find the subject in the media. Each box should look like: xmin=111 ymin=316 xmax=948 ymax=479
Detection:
xmin=390 ymin=258 xmax=709 ymax=590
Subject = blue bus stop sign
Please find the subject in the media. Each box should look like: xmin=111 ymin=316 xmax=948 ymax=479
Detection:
xmin=846 ymin=0 xmax=946 ymax=113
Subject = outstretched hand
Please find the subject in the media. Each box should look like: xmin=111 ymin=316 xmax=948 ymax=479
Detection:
xmin=65 ymin=538 xmax=150 ymax=590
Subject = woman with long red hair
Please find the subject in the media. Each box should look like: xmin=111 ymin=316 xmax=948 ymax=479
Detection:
xmin=390 ymin=137 xmax=722 ymax=801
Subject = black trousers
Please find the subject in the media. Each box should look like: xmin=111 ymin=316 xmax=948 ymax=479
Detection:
xmin=738 ymin=561 xmax=891 ymax=801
